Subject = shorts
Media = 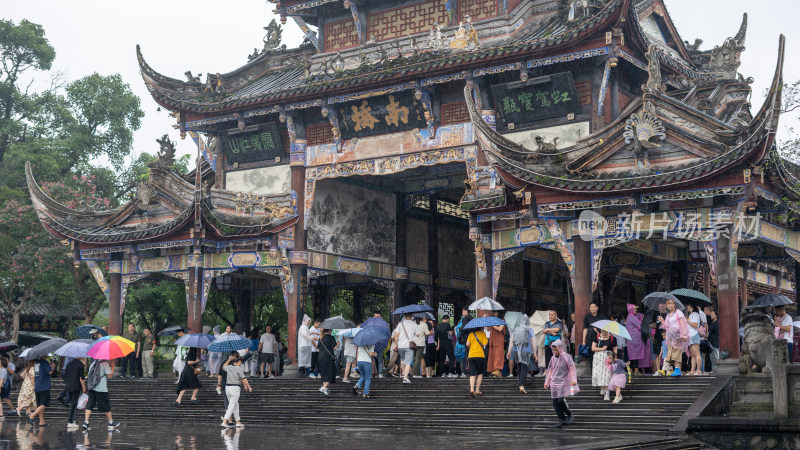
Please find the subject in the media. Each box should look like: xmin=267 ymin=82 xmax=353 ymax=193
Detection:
xmin=666 ymin=345 xmax=683 ymax=364
xmin=469 ymin=357 xmax=487 ymax=376
xmin=261 ymin=353 xmax=275 ymax=364
xmin=398 ymin=348 xmax=414 ymax=366
xmin=35 ymin=390 xmax=50 ymax=407
xmin=345 ymin=356 xmax=355 ymax=363
xmin=87 ymin=391 xmax=111 ymax=413
xmin=689 ymin=334 xmax=701 ymax=346
xmin=0 ymin=387 xmax=9 ymax=399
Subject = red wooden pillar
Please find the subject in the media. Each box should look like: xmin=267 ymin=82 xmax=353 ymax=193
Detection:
xmin=716 ymin=234 xmax=740 ymax=359
xmin=186 ymin=268 xmax=204 ymax=333
xmin=573 ymin=239 xmax=592 ymax=354
xmin=108 ymin=270 xmax=122 ymax=336
xmin=287 ymin=139 xmax=307 ymax=364
xmin=476 ymin=247 xmax=492 ymax=300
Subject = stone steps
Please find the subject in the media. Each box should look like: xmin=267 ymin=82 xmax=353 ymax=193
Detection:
xmin=18 ymin=375 xmax=714 ymax=435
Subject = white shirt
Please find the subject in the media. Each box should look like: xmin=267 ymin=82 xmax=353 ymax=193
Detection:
xmin=414 ymin=322 xmax=428 ymax=347
xmin=357 ymin=345 xmax=374 ymax=363
xmin=298 ymin=323 xmax=311 ymax=347
xmin=394 ymin=320 xmax=418 ymax=348
xmin=687 ymin=312 xmax=700 ymax=337
xmin=310 ymin=326 xmax=321 ymax=352
xmin=259 ymin=333 xmax=276 ymax=354
xmin=343 ymin=337 xmax=357 ymax=358
xmin=775 ymin=314 xmax=794 ymax=341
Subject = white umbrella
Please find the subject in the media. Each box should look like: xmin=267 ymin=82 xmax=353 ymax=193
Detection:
xmin=19 ymin=348 xmax=31 ymax=359
xmin=529 ymin=311 xmax=551 ymax=347
xmin=468 ymin=297 xmax=504 ymax=311
xmin=504 ymin=311 xmax=524 ymax=331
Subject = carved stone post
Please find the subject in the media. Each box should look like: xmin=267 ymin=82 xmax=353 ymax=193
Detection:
xmin=772 ymin=339 xmax=789 ymax=418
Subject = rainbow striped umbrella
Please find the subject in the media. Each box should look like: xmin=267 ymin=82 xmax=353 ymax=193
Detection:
xmin=590 ymin=320 xmax=632 ymax=341
xmin=87 ymin=336 xmax=136 ymax=360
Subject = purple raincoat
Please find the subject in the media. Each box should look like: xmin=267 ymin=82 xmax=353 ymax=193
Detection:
xmin=625 ymin=304 xmax=651 ymax=368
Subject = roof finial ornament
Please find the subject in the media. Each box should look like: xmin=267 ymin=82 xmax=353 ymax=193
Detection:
xmin=150 ymin=134 xmax=176 ymax=169
xmin=708 ymin=13 xmax=747 ymax=80
xmin=263 ymin=18 xmax=284 ymax=51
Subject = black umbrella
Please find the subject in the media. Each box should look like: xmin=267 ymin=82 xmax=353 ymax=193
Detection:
xmin=27 ymin=338 xmax=67 ymax=360
xmin=320 ymin=315 xmax=356 ymax=330
xmin=753 ymin=293 xmax=794 ymax=308
xmin=0 ymin=341 xmax=18 ymax=353
xmin=642 ymin=292 xmax=684 ymax=311
xmin=158 ymin=325 xmax=188 ymax=336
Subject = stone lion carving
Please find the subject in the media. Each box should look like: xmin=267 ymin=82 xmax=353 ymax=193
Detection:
xmin=739 ymin=305 xmax=777 ymax=374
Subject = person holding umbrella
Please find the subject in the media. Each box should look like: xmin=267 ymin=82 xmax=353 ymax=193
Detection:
xmin=64 ymin=357 xmax=86 ymax=429
xmin=172 ymin=334 xmax=214 ymax=407
xmin=317 ymin=329 xmax=338 ymax=397
xmin=351 ymin=327 xmax=388 ymax=399
xmin=774 ymin=305 xmax=794 ymax=358
xmin=544 ymin=339 xmax=578 ymax=428
xmin=28 ymin=353 xmax=53 ymax=427
xmin=662 ymin=298 xmax=688 ymax=376
xmin=82 ymin=359 xmax=119 ymax=430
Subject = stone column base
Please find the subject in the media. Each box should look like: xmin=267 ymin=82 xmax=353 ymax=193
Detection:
xmin=282 ymin=363 xmax=300 ymax=378
xmin=715 ymin=358 xmax=740 ymax=375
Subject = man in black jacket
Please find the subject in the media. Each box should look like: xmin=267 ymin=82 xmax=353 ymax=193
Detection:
xmin=64 ymin=358 xmax=86 ymax=430
xmin=704 ymin=306 xmax=720 ymax=372
xmin=435 ymin=315 xmax=455 ymax=377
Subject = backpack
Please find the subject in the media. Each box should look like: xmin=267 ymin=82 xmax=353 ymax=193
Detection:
xmin=86 ymin=362 xmax=103 ymax=391
xmin=457 ymin=324 xmax=469 ymax=346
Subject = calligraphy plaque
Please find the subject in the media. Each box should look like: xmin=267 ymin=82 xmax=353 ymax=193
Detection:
xmin=221 ymin=123 xmax=286 ymax=165
xmin=336 ymin=91 xmax=428 ymax=140
xmin=491 ymin=72 xmax=580 ymax=131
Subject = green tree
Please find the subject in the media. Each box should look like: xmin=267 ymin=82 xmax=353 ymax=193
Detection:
xmin=0 ymin=19 xmax=56 ymax=168
xmin=125 ymin=280 xmax=187 ymax=336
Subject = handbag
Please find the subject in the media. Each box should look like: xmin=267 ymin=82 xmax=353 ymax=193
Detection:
xmin=577 ymin=344 xmax=591 ymax=358
xmin=400 ymin=322 xmax=417 ymax=349
xmin=76 ymin=393 xmax=89 ymax=410
xmin=698 ymin=322 xmax=707 ymax=338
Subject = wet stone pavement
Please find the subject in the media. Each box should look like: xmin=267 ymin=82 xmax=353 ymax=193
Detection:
xmin=0 ymin=419 xmax=638 ymax=449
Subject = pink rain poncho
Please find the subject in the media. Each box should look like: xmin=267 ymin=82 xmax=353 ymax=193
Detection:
xmin=625 ymin=304 xmax=651 ymax=368
xmin=545 ymin=339 xmax=579 ymax=399
xmin=661 ymin=309 xmax=688 ymax=354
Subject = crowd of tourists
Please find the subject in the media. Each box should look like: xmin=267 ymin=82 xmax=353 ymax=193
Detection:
xmin=0 ymin=297 xmax=794 ymax=431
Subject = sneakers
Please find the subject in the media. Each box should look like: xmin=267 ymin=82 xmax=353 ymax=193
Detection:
xmin=6 ymin=411 xmax=17 ymax=416
xmin=67 ymin=422 xmax=80 ymax=430
xmin=565 ymin=414 xmax=574 ymax=425
xmin=318 ymin=387 xmax=330 ymax=397
xmin=612 ymin=396 xmax=622 ymax=404
xmin=553 ymin=420 xmax=565 ymax=428
xmin=412 ymin=375 xmax=422 ymax=379
xmin=402 ymin=378 xmax=411 ymax=384
xmin=378 ymin=374 xmax=385 ymax=378
xmin=235 ymin=423 xmax=245 ymax=429
xmin=82 ymin=422 xmax=90 ymax=430
xmin=670 ymin=368 xmax=682 ymax=377
xmin=107 ymin=421 xmax=120 ymax=429
xmin=603 ymin=394 xmax=610 ymax=401
xmin=352 ymin=386 xmax=359 ymax=396
xmin=342 ymin=378 xmax=350 ymax=383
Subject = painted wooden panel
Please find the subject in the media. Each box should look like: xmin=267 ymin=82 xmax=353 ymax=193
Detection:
xmin=406 ymin=217 xmax=428 ymax=270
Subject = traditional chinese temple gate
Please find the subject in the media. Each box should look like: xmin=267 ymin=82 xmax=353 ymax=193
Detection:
xmin=26 ymin=1 xmax=797 ymax=370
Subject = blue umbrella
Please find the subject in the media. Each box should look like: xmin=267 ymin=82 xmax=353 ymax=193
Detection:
xmin=76 ymin=325 xmax=107 ymax=340
xmin=174 ymin=333 xmax=215 ymax=348
xmin=352 ymin=327 xmax=391 ymax=347
xmin=362 ymin=317 xmax=390 ymax=354
xmin=463 ymin=316 xmax=506 ymax=330
xmin=55 ymin=339 xmax=94 ymax=358
xmin=206 ymin=333 xmax=251 ymax=353
xmin=412 ymin=312 xmax=435 ymax=320
xmin=392 ymin=304 xmax=434 ymax=315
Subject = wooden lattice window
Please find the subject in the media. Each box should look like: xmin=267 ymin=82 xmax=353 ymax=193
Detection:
xmin=440 ymin=102 xmax=469 ymax=125
xmin=307 ymin=123 xmax=334 ymax=146
xmin=325 ymin=19 xmax=359 ymax=52
xmin=458 ymin=0 xmax=498 ymax=21
xmin=367 ymin=1 xmax=448 ymax=43
xmin=575 ymin=81 xmax=591 ymax=105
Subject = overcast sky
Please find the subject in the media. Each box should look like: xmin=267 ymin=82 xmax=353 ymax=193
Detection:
xmin=3 ymin=1 xmax=798 ymax=170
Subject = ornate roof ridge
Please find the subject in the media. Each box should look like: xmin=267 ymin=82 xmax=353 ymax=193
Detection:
xmin=140 ymin=0 xmax=627 ymax=114
xmin=467 ymin=35 xmax=784 ymax=193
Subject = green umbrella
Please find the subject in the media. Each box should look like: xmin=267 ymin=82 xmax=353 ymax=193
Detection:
xmin=669 ymin=288 xmax=712 ymax=308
